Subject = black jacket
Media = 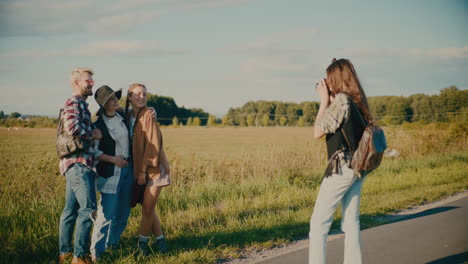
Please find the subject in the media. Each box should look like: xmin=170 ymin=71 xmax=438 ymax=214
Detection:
xmin=325 ymin=101 xmax=366 ymax=160
xmin=94 ymin=111 xmax=130 ymax=178
xmin=323 ymin=94 xmax=367 ymax=178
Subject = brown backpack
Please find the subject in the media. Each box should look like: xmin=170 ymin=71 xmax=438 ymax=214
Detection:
xmin=343 ymin=101 xmax=387 ymax=176
xmin=56 ymin=108 xmax=89 ymax=158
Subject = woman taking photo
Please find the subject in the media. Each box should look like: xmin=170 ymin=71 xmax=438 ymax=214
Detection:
xmin=126 ymin=83 xmax=171 ymax=255
xmin=90 ymin=85 xmax=133 ymax=261
xmin=309 ymin=59 xmax=371 ymax=264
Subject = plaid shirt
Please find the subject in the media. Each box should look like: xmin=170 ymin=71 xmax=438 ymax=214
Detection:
xmin=316 ymin=93 xmax=352 ymax=176
xmin=59 ymin=95 xmax=97 ymax=175
xmin=316 ymin=93 xmax=351 ymax=134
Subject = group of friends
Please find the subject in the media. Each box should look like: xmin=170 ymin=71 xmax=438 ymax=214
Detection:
xmin=58 ymin=68 xmax=170 ymax=264
xmin=57 ymin=58 xmax=373 ymax=264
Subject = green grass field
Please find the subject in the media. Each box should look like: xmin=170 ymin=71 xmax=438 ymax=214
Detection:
xmin=0 ymin=123 xmax=467 ymax=263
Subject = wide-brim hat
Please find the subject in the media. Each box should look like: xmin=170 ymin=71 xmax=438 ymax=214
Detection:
xmin=94 ymin=85 xmax=122 ymax=108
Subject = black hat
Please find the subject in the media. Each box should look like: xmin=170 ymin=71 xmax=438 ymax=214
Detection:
xmin=94 ymin=85 xmax=122 ymax=107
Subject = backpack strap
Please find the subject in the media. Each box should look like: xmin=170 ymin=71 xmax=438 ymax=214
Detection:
xmin=340 ymin=96 xmax=367 ymax=152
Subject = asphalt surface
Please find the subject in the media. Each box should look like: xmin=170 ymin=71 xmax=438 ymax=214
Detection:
xmin=257 ymin=196 xmax=468 ymax=264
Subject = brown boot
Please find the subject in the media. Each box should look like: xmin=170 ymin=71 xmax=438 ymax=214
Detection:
xmin=72 ymin=256 xmax=91 ymax=264
xmin=58 ymin=253 xmax=72 ymax=264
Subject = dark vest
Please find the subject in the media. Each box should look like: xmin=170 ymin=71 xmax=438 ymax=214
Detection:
xmin=94 ymin=111 xmax=130 ymax=178
xmin=325 ymin=96 xmax=367 ymax=160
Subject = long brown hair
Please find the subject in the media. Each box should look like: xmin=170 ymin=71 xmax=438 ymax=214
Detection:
xmin=326 ymin=58 xmax=373 ymax=122
xmin=125 ymin=83 xmax=147 ymax=126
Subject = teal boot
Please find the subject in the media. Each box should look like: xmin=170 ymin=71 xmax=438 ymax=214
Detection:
xmin=137 ymin=240 xmax=150 ymax=256
xmin=156 ymin=238 xmax=168 ymax=254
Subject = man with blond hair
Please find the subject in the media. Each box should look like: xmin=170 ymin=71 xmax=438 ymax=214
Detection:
xmin=58 ymin=67 xmax=102 ymax=264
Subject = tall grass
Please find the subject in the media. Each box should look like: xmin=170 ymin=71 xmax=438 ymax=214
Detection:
xmin=0 ymin=122 xmax=467 ymax=263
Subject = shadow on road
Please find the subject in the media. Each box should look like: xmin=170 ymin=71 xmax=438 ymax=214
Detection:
xmin=339 ymin=206 xmax=461 ymax=231
xmin=392 ymin=206 xmax=460 ymax=223
xmin=426 ymin=251 xmax=468 ymax=264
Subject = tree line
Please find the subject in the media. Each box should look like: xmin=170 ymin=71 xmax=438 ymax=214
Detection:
xmin=0 ymin=93 xmax=211 ymax=128
xmin=0 ymin=111 xmax=59 ymax=128
xmin=222 ymin=86 xmax=467 ymax=126
xmin=1 ymin=86 xmax=466 ymax=128
xmin=369 ymin=86 xmax=467 ymax=124
xmin=130 ymin=93 xmax=210 ymax=126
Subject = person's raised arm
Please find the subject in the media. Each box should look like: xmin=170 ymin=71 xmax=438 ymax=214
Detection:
xmin=314 ymin=79 xmax=330 ymax=139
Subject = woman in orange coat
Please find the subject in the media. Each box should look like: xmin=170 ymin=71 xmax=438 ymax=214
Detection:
xmin=125 ymin=83 xmax=171 ymax=255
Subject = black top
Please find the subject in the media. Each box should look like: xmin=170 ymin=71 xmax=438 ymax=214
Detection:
xmin=325 ymin=97 xmax=367 ymax=160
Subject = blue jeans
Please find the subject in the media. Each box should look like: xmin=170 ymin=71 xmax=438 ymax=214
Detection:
xmin=90 ymin=165 xmax=134 ymax=257
xmin=59 ymin=163 xmax=97 ymax=258
xmin=309 ymin=165 xmax=366 ymax=264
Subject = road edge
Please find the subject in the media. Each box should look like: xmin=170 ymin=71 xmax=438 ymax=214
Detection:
xmin=226 ymin=190 xmax=468 ymax=264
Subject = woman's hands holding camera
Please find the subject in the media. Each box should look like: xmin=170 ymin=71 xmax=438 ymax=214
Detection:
xmin=316 ymin=78 xmax=330 ymax=105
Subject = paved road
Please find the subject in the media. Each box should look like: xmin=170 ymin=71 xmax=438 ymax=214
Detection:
xmin=258 ymin=196 xmax=468 ymax=264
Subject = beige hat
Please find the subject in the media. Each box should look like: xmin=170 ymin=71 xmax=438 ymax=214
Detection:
xmin=94 ymin=85 xmax=122 ymax=107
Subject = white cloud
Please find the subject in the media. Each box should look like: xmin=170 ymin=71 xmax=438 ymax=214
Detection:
xmin=223 ymin=28 xmax=320 ymax=54
xmin=182 ymin=0 xmax=253 ymax=10
xmin=0 ymin=0 xmax=256 ymax=37
xmin=0 ymin=0 xmax=95 ymax=36
xmin=0 ymin=0 xmax=161 ymax=36
xmin=110 ymin=0 xmax=166 ymax=12
xmin=71 ymin=40 xmax=185 ymax=56
xmin=428 ymin=47 xmax=468 ymax=59
xmin=0 ymin=41 xmax=185 ymax=58
xmin=87 ymin=10 xmax=160 ymax=35
xmin=348 ymin=46 xmax=468 ymax=60
xmin=240 ymin=58 xmax=310 ymax=74
xmin=110 ymin=0 xmax=255 ymax=11
xmin=220 ymin=27 xmax=323 ymax=87
xmin=0 ymin=49 xmax=66 ymax=58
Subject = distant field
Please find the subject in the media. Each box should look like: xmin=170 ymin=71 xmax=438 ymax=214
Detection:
xmin=1 ymin=123 xmax=467 ymax=264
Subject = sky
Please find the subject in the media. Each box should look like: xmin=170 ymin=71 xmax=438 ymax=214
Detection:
xmin=0 ymin=0 xmax=467 ymax=117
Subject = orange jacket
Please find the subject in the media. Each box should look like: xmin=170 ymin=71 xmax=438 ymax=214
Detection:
xmin=131 ymin=107 xmax=170 ymax=181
